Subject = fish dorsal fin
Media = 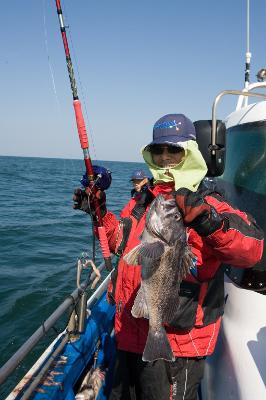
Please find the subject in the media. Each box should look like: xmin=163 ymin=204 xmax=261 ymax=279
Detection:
xmin=139 ymin=241 xmax=164 ymax=260
xmin=131 ymin=284 xmax=149 ymax=319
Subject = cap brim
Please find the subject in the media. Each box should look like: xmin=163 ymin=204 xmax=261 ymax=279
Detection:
xmin=130 ymin=177 xmax=147 ymax=181
xmin=144 ymin=136 xmax=190 ymax=150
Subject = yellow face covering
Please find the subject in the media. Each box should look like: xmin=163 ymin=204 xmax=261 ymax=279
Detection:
xmin=142 ymin=140 xmax=208 ymax=192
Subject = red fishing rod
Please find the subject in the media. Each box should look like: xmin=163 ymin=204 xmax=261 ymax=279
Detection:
xmin=54 ymin=0 xmax=112 ymax=271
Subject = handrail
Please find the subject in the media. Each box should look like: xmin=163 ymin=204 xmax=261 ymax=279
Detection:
xmin=237 ymin=82 xmax=266 ymax=109
xmin=18 ymin=274 xmax=112 ymax=400
xmin=211 ymin=90 xmax=266 ymax=155
xmin=0 ymin=258 xmax=113 ymax=386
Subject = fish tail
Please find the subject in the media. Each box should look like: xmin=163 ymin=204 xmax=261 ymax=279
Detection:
xmin=142 ymin=326 xmax=175 ymax=362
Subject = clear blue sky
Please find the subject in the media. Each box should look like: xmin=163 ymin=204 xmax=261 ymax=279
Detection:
xmin=1 ymin=0 xmax=266 ymax=162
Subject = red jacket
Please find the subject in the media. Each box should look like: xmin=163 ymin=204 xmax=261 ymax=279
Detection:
xmin=102 ymin=183 xmax=264 ymax=357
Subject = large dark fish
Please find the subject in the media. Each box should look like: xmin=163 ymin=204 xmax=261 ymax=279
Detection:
xmin=124 ymin=194 xmax=193 ymax=362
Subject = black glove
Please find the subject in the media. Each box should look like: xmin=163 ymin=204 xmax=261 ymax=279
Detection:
xmin=73 ymin=188 xmax=107 ymax=217
xmin=174 ymin=188 xmax=223 ymax=236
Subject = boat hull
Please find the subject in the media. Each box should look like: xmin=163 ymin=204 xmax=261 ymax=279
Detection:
xmin=201 ymin=104 xmax=266 ymax=400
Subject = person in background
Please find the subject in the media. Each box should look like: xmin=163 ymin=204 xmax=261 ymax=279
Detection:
xmin=130 ymin=169 xmax=150 ymax=198
xmin=73 ymin=114 xmax=264 ymax=400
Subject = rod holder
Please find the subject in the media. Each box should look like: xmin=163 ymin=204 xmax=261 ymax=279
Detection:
xmin=78 ymin=292 xmax=88 ymax=333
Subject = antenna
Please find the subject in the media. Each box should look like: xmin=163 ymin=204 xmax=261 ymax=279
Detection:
xmin=243 ymin=0 xmax=251 ymax=106
xmin=245 ymin=0 xmax=251 ymax=88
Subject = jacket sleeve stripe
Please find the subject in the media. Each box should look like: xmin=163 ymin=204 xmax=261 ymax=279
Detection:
xmin=204 ymin=195 xmax=264 ymax=267
xmin=222 ymin=212 xmax=264 ymax=241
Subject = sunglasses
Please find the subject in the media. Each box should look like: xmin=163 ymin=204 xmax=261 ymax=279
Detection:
xmin=149 ymin=145 xmax=183 ymax=155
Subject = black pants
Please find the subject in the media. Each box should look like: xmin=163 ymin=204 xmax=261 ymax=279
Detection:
xmin=108 ymin=350 xmax=205 ymax=400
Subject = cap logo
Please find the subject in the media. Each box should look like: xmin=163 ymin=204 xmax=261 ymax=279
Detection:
xmin=154 ymin=119 xmax=182 ymax=132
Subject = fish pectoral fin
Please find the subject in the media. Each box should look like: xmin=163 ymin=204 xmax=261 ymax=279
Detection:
xmin=123 ymin=245 xmax=142 ymax=265
xmin=142 ymin=326 xmax=175 ymax=362
xmin=131 ymin=285 xmax=149 ymax=319
xmin=139 ymin=241 xmax=165 ymax=260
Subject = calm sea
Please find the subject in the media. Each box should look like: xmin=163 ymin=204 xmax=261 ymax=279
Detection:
xmin=0 ymin=155 xmax=149 ymax=397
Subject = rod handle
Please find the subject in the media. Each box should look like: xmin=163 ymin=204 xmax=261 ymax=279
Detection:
xmin=73 ymin=100 xmax=89 ymax=149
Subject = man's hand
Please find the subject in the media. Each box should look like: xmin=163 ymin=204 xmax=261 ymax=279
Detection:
xmin=73 ymin=188 xmax=90 ymax=213
xmin=173 ymin=188 xmax=223 ymax=236
xmin=73 ymin=188 xmax=107 ymax=217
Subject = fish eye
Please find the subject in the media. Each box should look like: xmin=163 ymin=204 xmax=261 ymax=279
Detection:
xmin=174 ymin=214 xmax=181 ymax=221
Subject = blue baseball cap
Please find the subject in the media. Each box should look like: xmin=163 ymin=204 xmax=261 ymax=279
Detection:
xmin=130 ymin=170 xmax=148 ymax=181
xmin=146 ymin=114 xmax=196 ymax=148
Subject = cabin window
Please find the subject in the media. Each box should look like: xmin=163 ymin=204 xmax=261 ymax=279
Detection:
xmin=219 ymin=120 xmax=266 ymax=294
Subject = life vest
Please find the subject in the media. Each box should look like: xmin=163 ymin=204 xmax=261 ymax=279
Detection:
xmin=168 ymin=267 xmax=225 ymax=331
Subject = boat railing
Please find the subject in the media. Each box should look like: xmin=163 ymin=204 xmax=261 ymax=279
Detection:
xmin=237 ymin=82 xmax=266 ymax=109
xmin=0 ymin=257 xmax=114 ymax=387
xmin=211 ymin=89 xmax=266 ymax=155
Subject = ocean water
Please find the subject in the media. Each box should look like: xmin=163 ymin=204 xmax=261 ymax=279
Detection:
xmin=0 ymin=155 xmax=149 ymax=397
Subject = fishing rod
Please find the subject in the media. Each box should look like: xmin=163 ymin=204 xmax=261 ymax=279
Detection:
xmin=54 ymin=0 xmax=112 ymax=271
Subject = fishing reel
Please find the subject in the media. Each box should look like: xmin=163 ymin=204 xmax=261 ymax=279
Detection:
xmin=81 ymin=165 xmax=112 ymax=191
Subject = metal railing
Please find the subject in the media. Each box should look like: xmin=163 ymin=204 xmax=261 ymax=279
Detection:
xmin=211 ymin=89 xmax=266 ymax=155
xmin=0 ymin=258 xmax=113 ymax=386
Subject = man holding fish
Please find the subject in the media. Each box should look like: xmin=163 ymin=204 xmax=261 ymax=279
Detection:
xmin=73 ymin=114 xmax=264 ymax=400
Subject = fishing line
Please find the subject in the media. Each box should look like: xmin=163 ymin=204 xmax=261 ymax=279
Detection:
xmin=62 ymin=0 xmax=97 ymax=161
xmin=42 ymin=0 xmax=61 ymax=111
xmin=43 ymin=0 xmax=80 ymax=179
xmin=54 ymin=0 xmax=112 ymax=271
xmin=43 ymin=0 xmax=98 ymax=263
